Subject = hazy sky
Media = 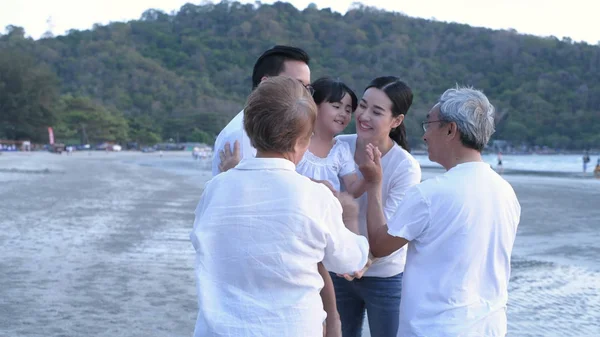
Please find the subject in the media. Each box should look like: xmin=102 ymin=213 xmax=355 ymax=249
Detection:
xmin=1 ymin=0 xmax=598 ymax=44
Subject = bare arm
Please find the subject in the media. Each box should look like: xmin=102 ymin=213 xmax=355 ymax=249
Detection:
xmin=365 ymin=183 xmax=408 ymax=257
xmin=337 ymin=192 xmax=359 ymax=234
xmin=318 ymin=263 xmax=341 ymax=337
xmin=359 ymin=144 xmax=409 ymax=258
xmin=341 ymin=173 xmax=367 ymax=198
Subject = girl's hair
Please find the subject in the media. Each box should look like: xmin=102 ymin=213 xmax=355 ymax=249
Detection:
xmin=311 ymin=77 xmax=358 ymax=111
xmin=364 ymin=76 xmax=413 ymax=152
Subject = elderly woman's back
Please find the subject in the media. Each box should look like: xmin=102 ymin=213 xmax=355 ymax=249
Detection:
xmin=190 ymin=76 xmax=369 ymax=337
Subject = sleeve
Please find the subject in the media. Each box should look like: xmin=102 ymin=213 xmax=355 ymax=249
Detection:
xmin=387 ymin=186 xmax=430 ymax=242
xmin=383 ymin=159 xmax=422 ymax=220
xmin=211 ymin=134 xmax=225 ymax=177
xmin=320 ymin=196 xmax=370 ymax=274
xmin=337 ymin=142 xmax=357 ymax=177
xmin=190 ymin=180 xmax=213 ymax=250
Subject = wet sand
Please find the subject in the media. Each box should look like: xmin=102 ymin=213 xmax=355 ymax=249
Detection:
xmin=1 ymin=151 xmax=599 ymax=337
xmin=0 ymin=151 xmax=209 ymax=337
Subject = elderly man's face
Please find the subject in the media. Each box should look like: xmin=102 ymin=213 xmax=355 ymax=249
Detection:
xmin=422 ymin=104 xmax=448 ymax=163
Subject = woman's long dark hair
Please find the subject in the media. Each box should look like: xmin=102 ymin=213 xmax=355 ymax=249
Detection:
xmin=364 ymin=76 xmax=413 ymax=152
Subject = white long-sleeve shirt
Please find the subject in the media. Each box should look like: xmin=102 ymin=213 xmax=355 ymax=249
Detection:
xmin=191 ymin=157 xmax=370 ymax=337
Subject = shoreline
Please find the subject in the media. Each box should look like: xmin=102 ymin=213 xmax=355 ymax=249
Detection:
xmin=420 ymin=164 xmax=599 ymax=179
xmin=2 ymin=151 xmax=598 ymax=180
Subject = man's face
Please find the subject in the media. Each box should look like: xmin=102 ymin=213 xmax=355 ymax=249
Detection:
xmin=278 ymin=60 xmax=311 ymax=88
xmin=422 ymin=104 xmax=447 ymax=163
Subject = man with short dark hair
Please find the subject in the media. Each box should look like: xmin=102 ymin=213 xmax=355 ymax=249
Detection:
xmin=211 ymin=45 xmax=312 ymax=176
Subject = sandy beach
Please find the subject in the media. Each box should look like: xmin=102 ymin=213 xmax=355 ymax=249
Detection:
xmin=0 ymin=151 xmax=210 ymax=337
xmin=1 ymin=151 xmax=599 ymax=337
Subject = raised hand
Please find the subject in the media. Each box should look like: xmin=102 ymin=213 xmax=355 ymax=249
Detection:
xmin=358 ymin=143 xmax=383 ymax=184
xmin=218 ymin=140 xmax=241 ymax=173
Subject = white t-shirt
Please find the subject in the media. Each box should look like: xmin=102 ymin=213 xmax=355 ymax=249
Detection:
xmin=296 ymin=140 xmax=356 ymax=192
xmin=336 ymin=134 xmax=422 ymax=277
xmin=211 ymin=110 xmax=256 ymax=177
xmin=191 ymin=157 xmax=369 ymax=337
xmin=388 ymin=162 xmax=521 ymax=337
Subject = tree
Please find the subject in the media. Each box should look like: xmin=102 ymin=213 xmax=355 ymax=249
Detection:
xmin=0 ymin=49 xmax=59 ymax=142
xmin=55 ymin=96 xmax=129 ymax=144
xmin=189 ymin=128 xmax=214 ymax=144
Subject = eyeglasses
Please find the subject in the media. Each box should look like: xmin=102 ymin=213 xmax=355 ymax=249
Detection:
xmin=304 ymin=83 xmax=315 ymax=96
xmin=422 ymin=120 xmax=445 ymax=132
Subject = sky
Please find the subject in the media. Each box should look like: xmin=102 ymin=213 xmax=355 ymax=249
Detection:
xmin=1 ymin=0 xmax=598 ymax=45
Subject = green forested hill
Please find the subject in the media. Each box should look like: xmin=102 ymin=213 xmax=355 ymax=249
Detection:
xmin=1 ymin=1 xmax=599 ymax=149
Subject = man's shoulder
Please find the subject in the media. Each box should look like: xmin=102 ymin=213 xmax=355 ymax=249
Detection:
xmin=216 ymin=111 xmax=244 ymax=140
xmin=214 ymin=111 xmax=248 ymax=152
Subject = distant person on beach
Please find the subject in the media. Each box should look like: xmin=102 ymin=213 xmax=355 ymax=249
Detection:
xmin=583 ymin=151 xmax=590 ymax=173
xmin=594 ymin=158 xmax=600 ymax=178
xmin=191 ymin=77 xmax=370 ymax=337
xmin=497 ymin=151 xmax=504 ymax=173
xmin=358 ymin=86 xmax=521 ymax=336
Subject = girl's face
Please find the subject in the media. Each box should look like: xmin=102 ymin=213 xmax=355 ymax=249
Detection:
xmin=355 ymin=88 xmax=403 ymax=142
xmin=316 ymin=93 xmax=354 ymax=135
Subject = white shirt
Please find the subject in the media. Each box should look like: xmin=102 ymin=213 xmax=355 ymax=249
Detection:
xmin=191 ymin=157 xmax=370 ymax=337
xmin=388 ymin=162 xmax=521 ymax=337
xmin=296 ymin=140 xmax=356 ymax=192
xmin=211 ymin=110 xmax=256 ymax=176
xmin=337 ymin=134 xmax=422 ymax=277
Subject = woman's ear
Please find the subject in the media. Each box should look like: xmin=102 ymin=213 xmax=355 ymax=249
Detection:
xmin=391 ymin=114 xmax=405 ymax=129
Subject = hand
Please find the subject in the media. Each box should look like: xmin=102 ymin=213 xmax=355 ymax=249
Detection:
xmin=358 ymin=143 xmax=383 ymax=184
xmin=218 ymin=140 xmax=241 ymax=173
xmin=337 ymin=258 xmax=373 ymax=281
xmin=311 ymin=178 xmax=339 ymax=197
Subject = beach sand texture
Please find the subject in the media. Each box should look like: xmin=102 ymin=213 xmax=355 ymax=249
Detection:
xmin=1 ymin=152 xmax=599 ymax=337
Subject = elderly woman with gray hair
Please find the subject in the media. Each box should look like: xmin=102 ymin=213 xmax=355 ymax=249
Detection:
xmin=190 ymin=76 xmax=370 ymax=337
xmin=360 ymin=86 xmax=521 ymax=336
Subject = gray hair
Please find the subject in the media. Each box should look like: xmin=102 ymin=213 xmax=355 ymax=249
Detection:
xmin=438 ymin=86 xmax=495 ymax=151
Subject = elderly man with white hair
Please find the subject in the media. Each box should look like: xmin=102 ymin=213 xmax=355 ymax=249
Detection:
xmin=359 ymin=86 xmax=521 ymax=336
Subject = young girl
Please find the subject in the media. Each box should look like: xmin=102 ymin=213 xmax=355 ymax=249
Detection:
xmin=296 ymin=77 xmax=367 ymax=198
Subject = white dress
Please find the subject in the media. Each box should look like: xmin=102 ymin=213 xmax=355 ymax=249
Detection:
xmin=296 ymin=140 xmax=356 ymax=192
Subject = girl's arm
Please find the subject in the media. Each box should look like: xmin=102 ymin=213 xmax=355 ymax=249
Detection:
xmin=318 ymin=263 xmax=341 ymax=337
xmin=341 ymin=173 xmax=367 ymax=198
